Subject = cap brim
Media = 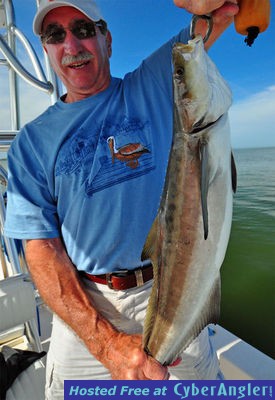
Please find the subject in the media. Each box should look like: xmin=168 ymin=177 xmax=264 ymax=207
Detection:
xmin=33 ymin=1 xmax=102 ymax=35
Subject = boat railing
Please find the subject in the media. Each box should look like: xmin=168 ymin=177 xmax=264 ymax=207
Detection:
xmin=0 ymin=130 xmax=16 ymax=152
xmin=0 ymin=164 xmax=29 ymax=277
xmin=0 ymin=4 xmax=55 ymax=382
xmin=0 ymin=0 xmax=59 ymax=133
xmin=0 ymin=0 xmax=59 ymax=279
xmin=0 ymin=27 xmax=53 ymax=93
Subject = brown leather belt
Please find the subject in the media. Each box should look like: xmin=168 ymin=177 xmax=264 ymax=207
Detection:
xmin=81 ymin=264 xmax=153 ymax=291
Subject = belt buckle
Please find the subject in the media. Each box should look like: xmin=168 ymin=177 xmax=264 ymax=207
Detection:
xmin=106 ymin=273 xmax=114 ymax=290
xmin=106 ymin=270 xmax=129 ymax=290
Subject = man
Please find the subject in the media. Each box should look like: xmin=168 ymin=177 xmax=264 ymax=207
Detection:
xmin=4 ymin=0 xmax=238 ymax=397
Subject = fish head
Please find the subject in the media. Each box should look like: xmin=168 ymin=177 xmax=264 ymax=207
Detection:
xmin=172 ymin=36 xmax=232 ymax=134
xmin=172 ymin=36 xmax=210 ymax=133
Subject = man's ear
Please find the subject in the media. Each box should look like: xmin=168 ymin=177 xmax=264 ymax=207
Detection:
xmin=106 ymin=30 xmax=112 ymax=58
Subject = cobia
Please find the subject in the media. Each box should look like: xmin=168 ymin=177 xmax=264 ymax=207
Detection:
xmin=142 ymin=35 xmax=237 ymax=366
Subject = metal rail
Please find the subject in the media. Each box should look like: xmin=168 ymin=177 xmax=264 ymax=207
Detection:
xmin=0 ymin=0 xmax=58 ymax=102
xmin=0 ymin=32 xmax=53 ymax=93
xmin=0 ymin=0 xmax=59 ymax=278
xmin=0 ymin=130 xmax=16 ymax=151
xmin=0 ymin=0 xmax=60 ymax=145
xmin=0 ymin=164 xmax=23 ymax=275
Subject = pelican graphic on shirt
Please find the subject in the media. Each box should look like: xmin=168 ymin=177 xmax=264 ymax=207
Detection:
xmin=107 ymin=136 xmax=150 ymax=169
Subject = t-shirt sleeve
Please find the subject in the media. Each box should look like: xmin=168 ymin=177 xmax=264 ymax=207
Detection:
xmin=4 ymin=130 xmax=60 ymax=239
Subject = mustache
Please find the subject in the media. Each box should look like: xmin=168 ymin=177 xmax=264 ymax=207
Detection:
xmin=61 ymin=52 xmax=94 ymax=66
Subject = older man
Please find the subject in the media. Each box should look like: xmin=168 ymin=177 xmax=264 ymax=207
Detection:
xmin=5 ymin=0 xmax=238 ymax=398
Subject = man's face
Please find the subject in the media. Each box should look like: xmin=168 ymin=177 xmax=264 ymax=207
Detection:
xmin=42 ymin=6 xmax=112 ymax=102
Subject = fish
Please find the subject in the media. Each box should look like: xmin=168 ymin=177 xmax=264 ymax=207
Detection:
xmin=142 ymin=35 xmax=237 ymax=366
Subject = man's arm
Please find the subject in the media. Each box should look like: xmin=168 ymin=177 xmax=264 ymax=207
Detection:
xmin=174 ymin=0 xmax=239 ymax=49
xmin=26 ymin=238 xmax=168 ymax=380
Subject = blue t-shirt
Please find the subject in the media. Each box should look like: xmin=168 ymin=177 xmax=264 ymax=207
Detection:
xmin=5 ymin=28 xmax=190 ymax=274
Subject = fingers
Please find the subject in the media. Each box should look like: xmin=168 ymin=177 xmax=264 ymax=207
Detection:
xmin=213 ymin=2 xmax=239 ymax=18
xmin=143 ymin=355 xmax=169 ymax=380
xmin=105 ymin=333 xmax=168 ymax=380
xmin=110 ymin=355 xmax=168 ymax=380
xmin=174 ymin=1 xmax=225 ymax=15
xmin=174 ymin=0 xmax=237 ymax=16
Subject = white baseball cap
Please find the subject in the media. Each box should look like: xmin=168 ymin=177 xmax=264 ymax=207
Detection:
xmin=33 ymin=0 xmax=104 ymax=35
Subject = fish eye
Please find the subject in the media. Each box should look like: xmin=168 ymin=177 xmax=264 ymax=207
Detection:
xmin=175 ymin=67 xmax=184 ymax=77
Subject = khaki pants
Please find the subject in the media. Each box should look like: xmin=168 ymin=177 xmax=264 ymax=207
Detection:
xmin=45 ymin=279 xmax=221 ymax=400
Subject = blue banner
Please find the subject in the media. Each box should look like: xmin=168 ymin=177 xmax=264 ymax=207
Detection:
xmin=64 ymin=380 xmax=274 ymax=400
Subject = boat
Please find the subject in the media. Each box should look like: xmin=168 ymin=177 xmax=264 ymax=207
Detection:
xmin=0 ymin=1 xmax=274 ymax=399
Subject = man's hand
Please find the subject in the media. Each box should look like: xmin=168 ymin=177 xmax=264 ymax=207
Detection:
xmin=174 ymin=1 xmax=239 ymax=49
xmin=103 ymin=332 xmax=169 ymax=380
xmin=173 ymin=0 xmax=238 ymax=16
xmin=26 ymin=238 xmax=168 ymax=380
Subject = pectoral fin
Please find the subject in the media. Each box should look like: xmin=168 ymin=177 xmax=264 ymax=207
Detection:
xmin=231 ymin=151 xmax=237 ymax=193
xmin=200 ymin=142 xmax=209 ymax=240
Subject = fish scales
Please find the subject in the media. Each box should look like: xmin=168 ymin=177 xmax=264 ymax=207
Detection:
xmin=143 ymin=35 xmax=235 ymax=365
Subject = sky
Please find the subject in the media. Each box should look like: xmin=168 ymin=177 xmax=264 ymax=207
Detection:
xmin=1 ymin=0 xmax=275 ymax=149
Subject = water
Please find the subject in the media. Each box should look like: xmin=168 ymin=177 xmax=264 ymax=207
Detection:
xmin=220 ymin=147 xmax=275 ymax=359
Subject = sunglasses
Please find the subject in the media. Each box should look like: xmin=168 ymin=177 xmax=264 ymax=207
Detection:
xmin=41 ymin=19 xmax=107 ymax=45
